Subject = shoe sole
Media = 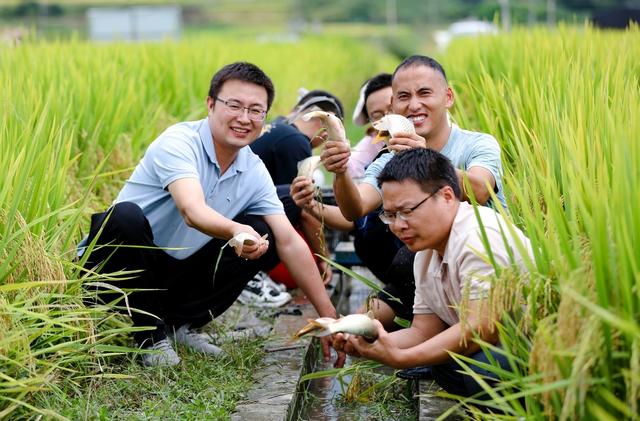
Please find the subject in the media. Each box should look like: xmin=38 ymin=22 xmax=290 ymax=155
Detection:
xmin=237 ymin=296 xmax=291 ymax=308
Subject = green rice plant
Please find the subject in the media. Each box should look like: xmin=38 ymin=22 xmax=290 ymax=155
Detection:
xmin=0 ymin=33 xmax=396 ymax=417
xmin=434 ymin=23 xmax=640 ymax=419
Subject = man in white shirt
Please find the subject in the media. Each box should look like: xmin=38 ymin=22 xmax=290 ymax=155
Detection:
xmin=333 ymin=148 xmax=532 ymax=398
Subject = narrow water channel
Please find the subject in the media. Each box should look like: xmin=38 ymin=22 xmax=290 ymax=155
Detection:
xmin=298 ymin=268 xmax=418 ymax=421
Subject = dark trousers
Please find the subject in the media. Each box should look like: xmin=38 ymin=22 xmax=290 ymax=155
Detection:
xmin=377 ymin=246 xmax=416 ymax=322
xmin=431 ymin=347 xmax=511 ymax=398
xmin=83 ymin=202 xmax=279 ymax=345
xmin=352 ymin=212 xmax=402 ymax=283
xmin=352 ymin=213 xmax=416 ymax=322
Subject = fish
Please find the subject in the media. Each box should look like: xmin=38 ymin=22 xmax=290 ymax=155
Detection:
xmin=294 ymin=313 xmax=378 ymax=340
xmin=228 ymin=232 xmax=268 ymax=257
xmin=302 ymin=110 xmax=347 ymax=143
xmin=371 ymin=114 xmax=415 ymax=144
xmin=296 ymin=155 xmax=322 ymax=179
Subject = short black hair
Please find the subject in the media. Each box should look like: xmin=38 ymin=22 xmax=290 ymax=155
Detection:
xmin=294 ymin=89 xmax=344 ymax=121
xmin=392 ymin=55 xmax=447 ymax=84
xmin=377 ymin=148 xmax=461 ymax=198
xmin=208 ymin=62 xmax=275 ymax=110
xmin=362 ymin=73 xmax=392 ymax=120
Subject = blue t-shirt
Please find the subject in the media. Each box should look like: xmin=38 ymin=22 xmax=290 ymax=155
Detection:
xmin=111 ymin=118 xmax=284 ymax=259
xmin=361 ymin=125 xmax=507 ymax=210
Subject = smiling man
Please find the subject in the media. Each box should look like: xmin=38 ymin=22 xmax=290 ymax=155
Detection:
xmin=323 ymin=55 xmax=507 ymax=220
xmin=80 ymin=62 xmax=338 ymax=367
xmin=333 ymin=148 xmax=532 ymax=398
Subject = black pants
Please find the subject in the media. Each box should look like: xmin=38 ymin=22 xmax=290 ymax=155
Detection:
xmin=83 ymin=202 xmax=279 ymax=345
xmin=377 ymin=246 xmax=416 ymax=322
xmin=352 ymin=213 xmax=402 ymax=283
xmin=352 ymin=214 xmax=416 ymax=322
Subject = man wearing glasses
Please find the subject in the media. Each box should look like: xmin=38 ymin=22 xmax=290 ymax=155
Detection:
xmin=79 ymin=62 xmax=339 ymax=367
xmin=332 ymin=147 xmax=532 ymax=399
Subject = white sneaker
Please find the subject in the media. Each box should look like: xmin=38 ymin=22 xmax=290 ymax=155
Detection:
xmin=141 ymin=338 xmax=181 ymax=367
xmin=238 ymin=276 xmax=292 ymax=308
xmin=171 ymin=324 xmax=224 ymax=356
xmin=258 ymin=271 xmax=287 ymax=293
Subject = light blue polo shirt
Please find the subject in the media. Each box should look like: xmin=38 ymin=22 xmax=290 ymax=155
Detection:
xmin=361 ymin=124 xmax=507 ymax=210
xmin=112 ymin=118 xmax=284 ymax=259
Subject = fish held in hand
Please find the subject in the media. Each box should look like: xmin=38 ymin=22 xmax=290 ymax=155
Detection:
xmin=371 ymin=114 xmax=415 ymax=144
xmin=296 ymin=156 xmax=321 ymax=179
xmin=302 ymin=110 xmax=347 ymax=143
xmin=228 ymin=233 xmax=268 ymax=257
xmin=294 ymin=313 xmax=378 ymax=340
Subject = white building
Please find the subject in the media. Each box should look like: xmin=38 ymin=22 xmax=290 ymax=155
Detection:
xmin=87 ymin=6 xmax=182 ymax=42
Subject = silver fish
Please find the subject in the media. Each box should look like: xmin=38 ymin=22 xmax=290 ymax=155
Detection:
xmin=301 ymin=110 xmax=347 ymax=143
xmin=294 ymin=313 xmax=378 ymax=340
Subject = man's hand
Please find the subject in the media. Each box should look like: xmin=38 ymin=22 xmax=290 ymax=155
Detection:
xmin=290 ymin=176 xmax=317 ymax=209
xmin=321 ymin=140 xmax=350 ymax=174
xmin=231 ymin=224 xmax=269 ymax=260
xmin=347 ymin=319 xmax=400 ymax=366
xmin=332 ymin=332 xmax=361 ymax=357
xmin=388 ymin=132 xmax=426 ymax=153
xmin=320 ymin=336 xmax=346 ymax=368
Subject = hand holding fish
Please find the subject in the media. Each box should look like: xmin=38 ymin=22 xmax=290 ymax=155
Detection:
xmin=371 ymin=114 xmax=424 ymax=153
xmin=388 ymin=132 xmax=427 ymax=153
xmin=345 ymin=319 xmax=402 ymax=367
xmin=295 ymin=313 xmax=374 ymax=369
xmin=294 ymin=313 xmax=378 ymax=340
xmin=229 ymin=228 xmax=269 ymax=260
xmin=321 ymin=140 xmax=351 ymax=174
xmin=290 ymin=176 xmax=316 ymax=209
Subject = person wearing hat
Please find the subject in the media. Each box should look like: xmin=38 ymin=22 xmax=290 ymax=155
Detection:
xmin=348 ymin=73 xmax=392 ymax=179
xmin=240 ymin=90 xmax=344 ymax=304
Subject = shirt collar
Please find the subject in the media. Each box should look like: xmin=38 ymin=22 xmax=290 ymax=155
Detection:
xmin=440 ymin=124 xmax=459 ymax=156
xmin=199 ymin=118 xmax=218 ymax=166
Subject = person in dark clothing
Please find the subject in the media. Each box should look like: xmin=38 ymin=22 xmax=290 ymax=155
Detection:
xmin=251 ymin=89 xmax=344 ymax=187
xmin=245 ymin=90 xmax=344 ymax=293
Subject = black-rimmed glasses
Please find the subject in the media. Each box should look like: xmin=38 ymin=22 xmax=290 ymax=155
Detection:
xmin=379 ymin=187 xmax=442 ymax=224
xmin=214 ymin=97 xmax=267 ymax=121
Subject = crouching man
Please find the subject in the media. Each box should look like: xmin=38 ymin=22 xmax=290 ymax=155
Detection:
xmin=333 ymin=148 xmax=532 ymax=397
xmin=79 ymin=62 xmax=339 ymax=367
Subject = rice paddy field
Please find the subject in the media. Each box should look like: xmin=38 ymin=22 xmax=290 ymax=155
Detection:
xmin=1 ymin=24 xmax=639 ymax=419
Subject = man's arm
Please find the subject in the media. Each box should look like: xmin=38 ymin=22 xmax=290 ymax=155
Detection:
xmin=457 ymin=133 xmax=503 ymax=206
xmin=320 ymin=139 xmax=382 ymax=221
xmin=333 ymin=313 xmax=446 ymax=356
xmin=168 ymin=178 xmax=266 ymax=258
xmin=262 ymin=213 xmax=336 ymax=318
xmin=456 ymin=167 xmax=496 ymax=205
xmin=349 ymin=298 xmax=499 ymax=369
xmin=290 ymin=176 xmax=354 ymax=231
xmin=333 ymin=173 xmax=382 ymax=221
